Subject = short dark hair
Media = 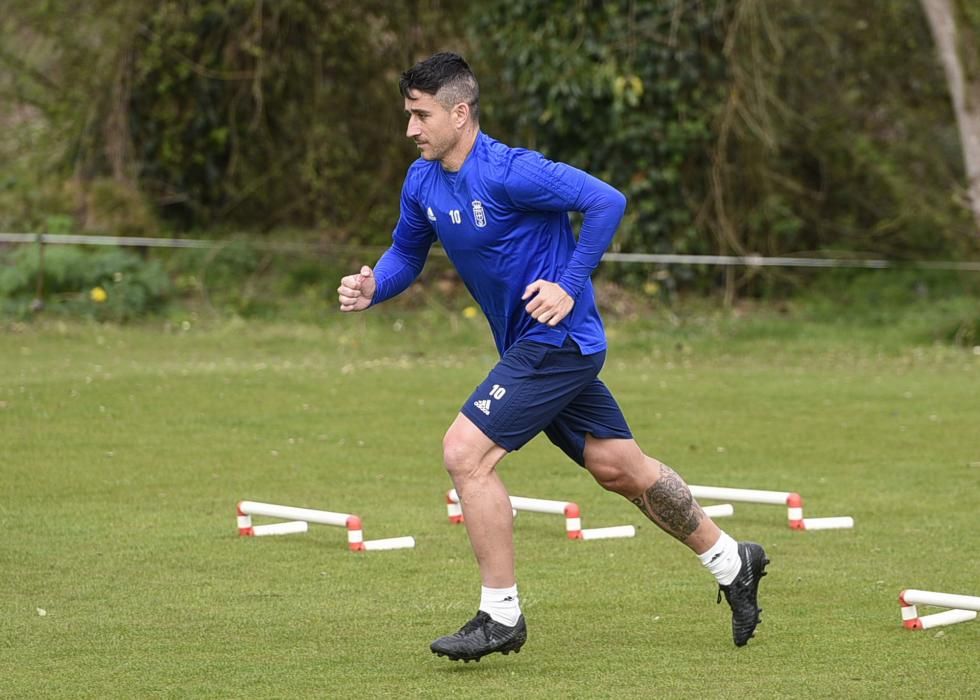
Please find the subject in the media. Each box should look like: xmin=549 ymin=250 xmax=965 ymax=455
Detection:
xmin=399 ymin=52 xmax=480 ymax=122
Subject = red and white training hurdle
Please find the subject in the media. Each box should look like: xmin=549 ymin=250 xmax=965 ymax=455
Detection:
xmin=445 ymin=489 xmax=734 ymax=541
xmin=688 ymin=484 xmax=854 ymax=531
xmin=898 ymin=589 xmax=980 ymax=630
xmin=446 ymin=489 xmax=633 ymax=540
xmin=236 ymin=501 xmax=415 ymax=552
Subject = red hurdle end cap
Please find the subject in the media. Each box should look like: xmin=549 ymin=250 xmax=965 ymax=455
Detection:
xmin=787 ymin=492 xmax=803 ymax=508
xmin=346 ymin=515 xmax=363 ymax=531
xmin=563 ymin=503 xmax=581 ymax=518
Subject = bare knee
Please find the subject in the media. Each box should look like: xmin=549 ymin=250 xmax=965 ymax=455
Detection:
xmin=582 ymin=438 xmax=656 ymax=497
xmin=589 ymin=463 xmax=636 ymax=495
xmin=443 ymin=431 xmax=476 ymax=480
xmin=442 ymin=416 xmax=507 ymax=484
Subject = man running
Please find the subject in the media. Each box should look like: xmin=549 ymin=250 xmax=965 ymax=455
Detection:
xmin=338 ymin=52 xmax=768 ymax=662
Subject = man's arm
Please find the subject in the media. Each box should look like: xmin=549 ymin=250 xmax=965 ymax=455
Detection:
xmin=370 ymin=234 xmax=433 ymax=305
xmin=506 ymin=154 xmax=627 ymax=326
xmin=337 ymin=172 xmax=435 ymax=312
xmin=555 ymin=173 xmax=627 ymax=299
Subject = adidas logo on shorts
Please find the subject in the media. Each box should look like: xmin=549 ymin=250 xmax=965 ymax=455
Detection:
xmin=473 ymin=399 xmax=491 ymax=415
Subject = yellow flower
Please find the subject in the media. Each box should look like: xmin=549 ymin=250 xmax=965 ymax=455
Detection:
xmin=462 ymin=306 xmax=478 ymax=319
xmin=90 ymin=287 xmax=108 ymax=303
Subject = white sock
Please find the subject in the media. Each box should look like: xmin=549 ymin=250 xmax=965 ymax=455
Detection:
xmin=479 ymin=584 xmax=521 ymax=626
xmin=697 ymin=532 xmax=742 ymax=586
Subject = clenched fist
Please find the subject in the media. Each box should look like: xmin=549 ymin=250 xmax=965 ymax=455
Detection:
xmin=338 ymin=265 xmax=376 ymax=312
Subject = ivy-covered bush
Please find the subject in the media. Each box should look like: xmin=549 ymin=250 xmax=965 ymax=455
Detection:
xmin=2 ymin=0 xmax=977 ymax=305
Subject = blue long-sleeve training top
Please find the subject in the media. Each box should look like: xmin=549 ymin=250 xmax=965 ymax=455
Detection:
xmin=371 ymin=131 xmax=627 ymax=356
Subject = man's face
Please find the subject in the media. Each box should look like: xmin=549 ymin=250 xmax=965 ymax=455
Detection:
xmin=404 ymin=90 xmax=459 ymax=162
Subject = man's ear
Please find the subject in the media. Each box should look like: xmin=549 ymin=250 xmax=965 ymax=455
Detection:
xmin=453 ymin=102 xmax=470 ymax=129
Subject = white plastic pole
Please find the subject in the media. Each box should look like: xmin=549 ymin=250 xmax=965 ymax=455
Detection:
xmin=580 ymin=525 xmax=636 ymax=540
xmin=507 ymin=495 xmax=570 ymax=515
xmin=251 ymin=521 xmax=309 ymax=536
xmin=362 ymin=536 xmax=416 ymax=551
xmin=919 ymin=609 xmax=978 ymax=629
xmin=802 ymin=516 xmax=854 ymax=530
xmin=448 ymin=489 xmax=570 ymax=515
xmin=901 ymin=590 xmax=980 ymax=612
xmin=238 ymin=501 xmax=351 ymax=527
xmin=702 ymin=503 xmax=735 ymax=518
xmin=689 ymin=485 xmax=791 ymax=505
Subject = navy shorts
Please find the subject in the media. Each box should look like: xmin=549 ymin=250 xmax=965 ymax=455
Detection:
xmin=459 ymin=337 xmax=633 ymax=466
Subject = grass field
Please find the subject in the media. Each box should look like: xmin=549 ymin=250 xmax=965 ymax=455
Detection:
xmin=2 ymin=307 xmax=978 ymax=698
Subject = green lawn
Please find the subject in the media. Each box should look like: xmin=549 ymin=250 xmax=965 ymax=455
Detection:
xmin=1 ymin=310 xmax=978 ymax=698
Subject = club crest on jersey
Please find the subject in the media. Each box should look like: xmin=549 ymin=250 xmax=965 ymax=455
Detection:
xmin=427 ymin=206 xmax=437 ymax=222
xmin=471 ymin=200 xmax=487 ymax=228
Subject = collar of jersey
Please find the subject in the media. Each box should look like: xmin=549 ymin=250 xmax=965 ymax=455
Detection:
xmin=439 ymin=130 xmax=484 ymax=190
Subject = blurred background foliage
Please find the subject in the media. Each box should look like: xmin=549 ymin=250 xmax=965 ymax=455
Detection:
xmin=0 ymin=0 xmax=978 ymax=319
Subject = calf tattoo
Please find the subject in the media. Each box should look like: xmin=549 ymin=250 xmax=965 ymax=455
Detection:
xmin=631 ymin=464 xmax=704 ymax=540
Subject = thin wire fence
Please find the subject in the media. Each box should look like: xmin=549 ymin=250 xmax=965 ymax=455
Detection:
xmin=3 ymin=232 xmax=979 ymax=271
